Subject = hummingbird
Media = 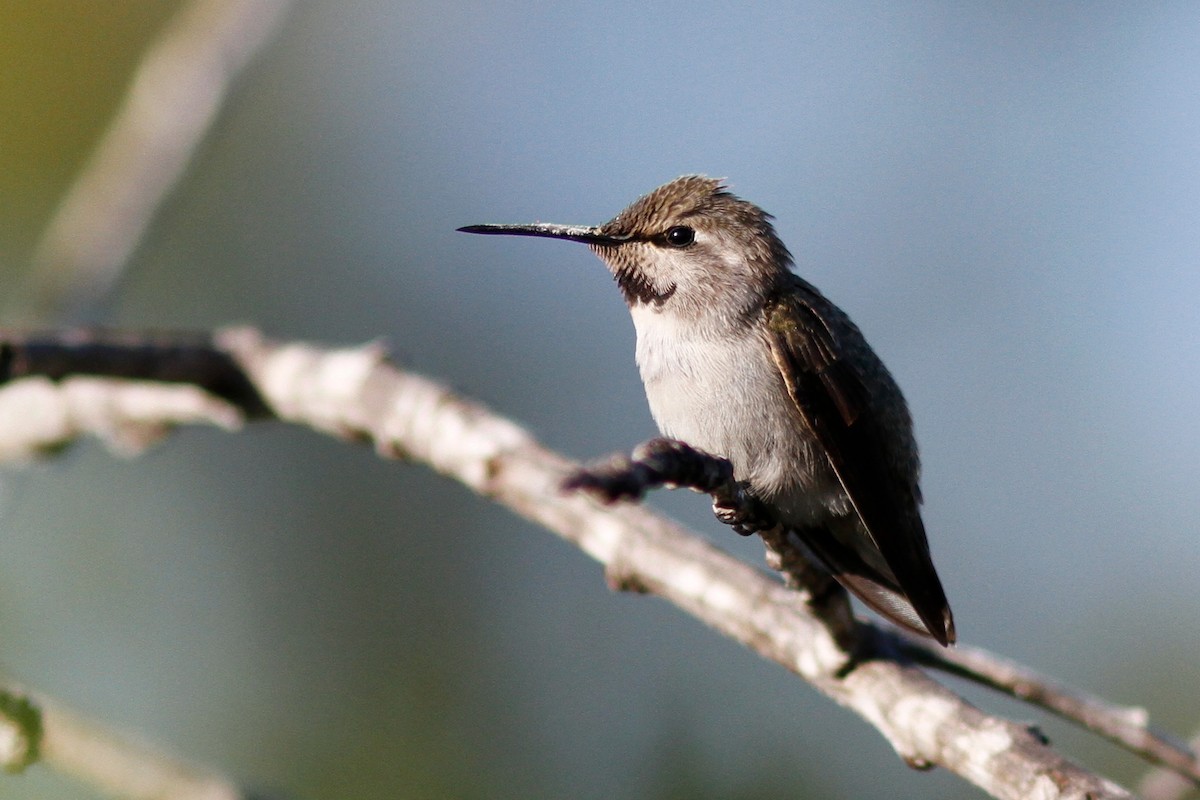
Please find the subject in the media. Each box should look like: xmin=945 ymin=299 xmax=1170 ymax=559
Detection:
xmin=459 ymin=176 xmax=955 ymax=646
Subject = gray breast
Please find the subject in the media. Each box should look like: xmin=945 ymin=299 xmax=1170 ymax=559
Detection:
xmin=629 ymin=305 xmax=846 ymax=526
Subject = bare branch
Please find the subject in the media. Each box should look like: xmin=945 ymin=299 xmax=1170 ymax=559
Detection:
xmin=220 ymin=327 xmax=1136 ymax=798
xmin=9 ymin=0 xmax=294 ymax=324
xmin=1 ymin=327 xmax=1184 ymax=799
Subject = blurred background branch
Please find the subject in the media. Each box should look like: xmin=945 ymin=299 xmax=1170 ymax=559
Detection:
xmin=5 ymin=0 xmax=293 ymax=325
xmin=1 ymin=681 xmax=248 ymax=800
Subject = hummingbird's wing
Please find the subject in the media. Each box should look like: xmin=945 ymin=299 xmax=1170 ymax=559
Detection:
xmin=764 ymin=278 xmax=955 ymax=645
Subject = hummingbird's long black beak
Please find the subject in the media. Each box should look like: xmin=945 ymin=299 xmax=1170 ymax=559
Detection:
xmin=457 ymin=223 xmax=628 ymax=246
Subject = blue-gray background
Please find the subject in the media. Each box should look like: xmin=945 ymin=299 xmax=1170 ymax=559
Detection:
xmin=2 ymin=3 xmax=1199 ymax=798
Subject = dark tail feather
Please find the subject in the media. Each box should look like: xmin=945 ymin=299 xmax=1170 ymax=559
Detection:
xmin=794 ymin=529 xmax=956 ymax=646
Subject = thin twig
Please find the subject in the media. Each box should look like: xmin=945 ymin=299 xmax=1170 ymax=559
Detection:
xmin=895 ymin=632 xmax=1200 ymax=785
xmin=1140 ymin=728 xmax=1200 ymax=800
xmin=9 ymin=0 xmax=294 ymax=324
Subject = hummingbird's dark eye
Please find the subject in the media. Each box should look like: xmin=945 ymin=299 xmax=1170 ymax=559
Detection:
xmin=663 ymin=225 xmax=695 ymax=248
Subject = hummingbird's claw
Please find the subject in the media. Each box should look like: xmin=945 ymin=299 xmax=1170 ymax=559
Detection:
xmin=712 ymin=491 xmax=774 ymax=535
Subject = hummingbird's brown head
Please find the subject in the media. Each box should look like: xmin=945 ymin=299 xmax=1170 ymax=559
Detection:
xmin=592 ymin=175 xmax=793 ymax=315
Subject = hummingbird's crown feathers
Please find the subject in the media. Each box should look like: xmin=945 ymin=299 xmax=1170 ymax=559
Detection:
xmin=602 ymin=175 xmax=730 ymax=236
xmin=600 ymin=175 xmax=793 ymax=272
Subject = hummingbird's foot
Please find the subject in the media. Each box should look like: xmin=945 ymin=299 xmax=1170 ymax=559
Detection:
xmin=563 ymin=437 xmax=739 ymax=505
